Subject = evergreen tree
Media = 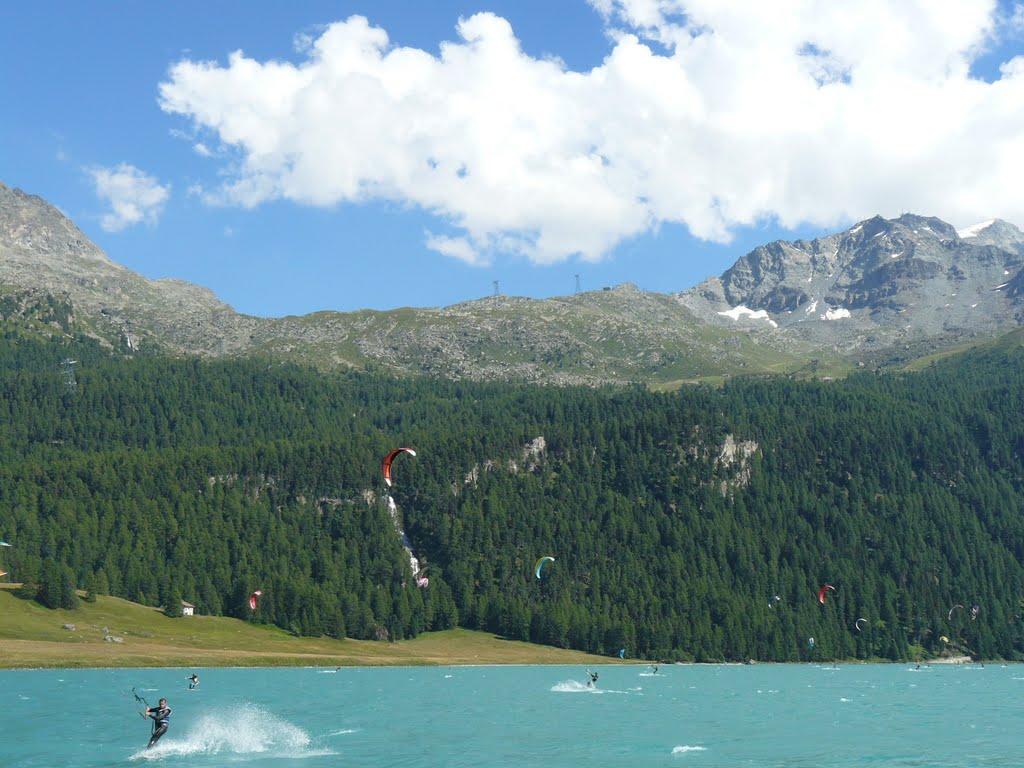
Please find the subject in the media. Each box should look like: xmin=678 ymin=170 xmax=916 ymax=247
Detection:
xmin=0 ymin=326 xmax=1022 ymax=660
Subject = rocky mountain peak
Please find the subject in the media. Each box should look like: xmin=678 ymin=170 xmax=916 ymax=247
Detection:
xmin=957 ymin=218 xmax=1024 ymax=252
xmin=675 ymin=212 xmax=1024 ymax=360
xmin=888 ymin=214 xmax=957 ymax=240
xmin=0 ymin=182 xmax=111 ymax=264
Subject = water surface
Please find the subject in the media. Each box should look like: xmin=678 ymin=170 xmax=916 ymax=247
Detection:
xmin=2 ymin=663 xmax=1021 ymax=767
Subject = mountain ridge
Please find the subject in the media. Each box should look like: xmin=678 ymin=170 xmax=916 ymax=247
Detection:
xmin=3 ymin=179 xmax=1023 ymax=382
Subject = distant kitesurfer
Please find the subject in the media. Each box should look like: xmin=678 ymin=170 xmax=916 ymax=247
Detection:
xmin=143 ymin=698 xmax=172 ymax=749
xmin=187 ymin=674 xmax=199 ymax=689
xmin=651 ymin=664 xmax=659 ymax=674
xmin=586 ymin=670 xmax=599 ymax=687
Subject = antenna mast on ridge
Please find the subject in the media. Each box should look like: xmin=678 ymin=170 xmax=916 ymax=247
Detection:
xmin=493 ymin=280 xmax=499 ymax=296
xmin=575 ymin=274 xmax=581 ymax=294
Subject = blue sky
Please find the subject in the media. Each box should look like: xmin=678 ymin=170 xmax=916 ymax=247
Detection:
xmin=2 ymin=1 xmax=1023 ymax=318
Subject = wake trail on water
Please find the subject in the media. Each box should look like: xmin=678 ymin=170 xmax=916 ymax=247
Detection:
xmin=672 ymin=745 xmax=707 ymax=754
xmin=550 ymin=680 xmax=631 ymax=694
xmin=130 ymin=703 xmax=334 ymax=761
xmin=551 ymin=680 xmax=601 ymax=693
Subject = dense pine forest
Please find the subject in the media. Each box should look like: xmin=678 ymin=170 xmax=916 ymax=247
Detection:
xmin=1 ymin=325 xmax=1023 ymax=662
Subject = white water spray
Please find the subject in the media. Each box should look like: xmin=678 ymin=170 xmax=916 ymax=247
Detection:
xmin=130 ymin=704 xmax=332 ymax=760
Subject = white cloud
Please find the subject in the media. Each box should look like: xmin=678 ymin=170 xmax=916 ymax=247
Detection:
xmin=159 ymin=3 xmax=1024 ymax=263
xmin=424 ymin=232 xmax=488 ymax=266
xmin=88 ymin=163 xmax=170 ymax=232
xmin=1010 ymin=3 xmax=1024 ymax=32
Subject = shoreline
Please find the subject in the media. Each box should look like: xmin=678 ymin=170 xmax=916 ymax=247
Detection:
xmin=1 ymin=587 xmax=1003 ymax=670
xmin=2 ymin=651 xmax=1003 ymax=671
xmin=0 ymin=636 xmax=617 ymax=670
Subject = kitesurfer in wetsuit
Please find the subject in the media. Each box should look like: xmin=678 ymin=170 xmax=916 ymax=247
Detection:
xmin=187 ymin=674 xmax=199 ymax=689
xmin=144 ymin=698 xmax=171 ymax=749
xmin=586 ymin=670 xmax=599 ymax=687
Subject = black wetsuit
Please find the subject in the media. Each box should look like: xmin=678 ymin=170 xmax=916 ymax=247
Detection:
xmin=146 ymin=704 xmax=172 ymax=749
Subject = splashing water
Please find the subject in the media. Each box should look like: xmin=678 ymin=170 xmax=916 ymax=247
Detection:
xmin=131 ymin=703 xmax=332 ymax=760
xmin=550 ymin=680 xmax=600 ymax=693
xmin=672 ymin=745 xmax=707 ymax=754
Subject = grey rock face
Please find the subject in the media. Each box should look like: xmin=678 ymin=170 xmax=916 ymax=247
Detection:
xmin=675 ymin=213 xmax=1024 ymax=361
xmin=0 ymin=181 xmax=266 ymax=356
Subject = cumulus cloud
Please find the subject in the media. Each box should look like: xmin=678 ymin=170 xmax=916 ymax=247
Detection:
xmin=88 ymin=163 xmax=170 ymax=232
xmin=1010 ymin=3 xmax=1024 ymax=32
xmin=425 ymin=232 xmax=488 ymax=266
xmin=158 ymin=2 xmax=1024 ymax=263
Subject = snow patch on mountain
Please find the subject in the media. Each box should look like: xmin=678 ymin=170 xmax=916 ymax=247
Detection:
xmin=957 ymin=220 xmax=995 ymax=239
xmin=718 ymin=306 xmax=778 ymax=328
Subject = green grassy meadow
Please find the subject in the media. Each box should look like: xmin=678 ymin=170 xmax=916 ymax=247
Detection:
xmin=0 ymin=585 xmax=612 ymax=669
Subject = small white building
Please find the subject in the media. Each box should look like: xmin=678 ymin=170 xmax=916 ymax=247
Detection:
xmin=181 ymin=600 xmax=195 ymax=617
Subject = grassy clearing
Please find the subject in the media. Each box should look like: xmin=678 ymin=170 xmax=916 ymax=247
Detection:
xmin=0 ymin=585 xmax=610 ymax=669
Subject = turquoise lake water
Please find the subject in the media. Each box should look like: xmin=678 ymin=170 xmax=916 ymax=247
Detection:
xmin=2 ymin=664 xmax=1022 ymax=767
